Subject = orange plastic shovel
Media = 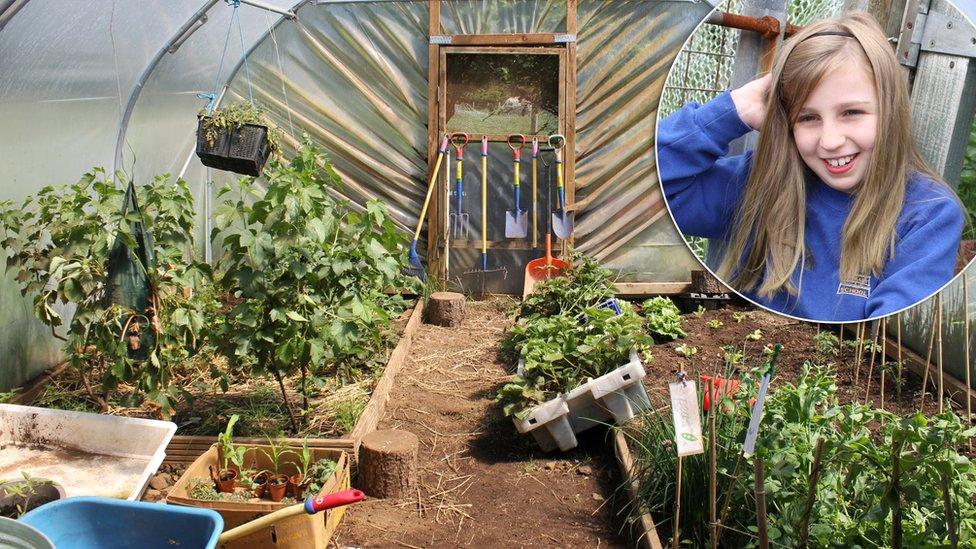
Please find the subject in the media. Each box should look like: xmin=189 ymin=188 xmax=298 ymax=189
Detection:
xmin=523 ymin=150 xmax=570 ymax=297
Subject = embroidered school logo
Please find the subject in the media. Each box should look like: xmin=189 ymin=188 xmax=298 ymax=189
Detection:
xmin=837 ymin=275 xmax=871 ymax=298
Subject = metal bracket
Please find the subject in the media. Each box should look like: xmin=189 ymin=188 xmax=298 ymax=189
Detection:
xmin=430 ymin=35 xmax=452 ymax=45
xmin=898 ymin=0 xmax=976 ymax=67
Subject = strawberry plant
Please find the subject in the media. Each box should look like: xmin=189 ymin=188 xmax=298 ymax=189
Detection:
xmin=212 ymin=139 xmax=416 ymax=431
xmin=516 ymin=252 xmax=615 ymax=319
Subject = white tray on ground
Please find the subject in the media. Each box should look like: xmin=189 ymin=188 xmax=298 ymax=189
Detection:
xmin=512 ymin=350 xmax=651 ymax=452
xmin=0 ymin=403 xmax=176 ymax=500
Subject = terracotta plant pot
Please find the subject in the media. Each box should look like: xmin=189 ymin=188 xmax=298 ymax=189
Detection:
xmin=267 ymin=474 xmax=289 ymax=502
xmin=251 ymin=471 xmax=270 ymax=499
xmin=210 ymin=465 xmax=238 ymax=494
xmin=288 ymin=474 xmax=307 ymax=499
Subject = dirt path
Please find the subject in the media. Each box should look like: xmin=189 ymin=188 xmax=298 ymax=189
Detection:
xmin=336 ymin=297 xmax=627 ymax=548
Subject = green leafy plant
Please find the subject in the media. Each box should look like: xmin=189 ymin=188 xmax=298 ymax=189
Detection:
xmin=675 ymin=344 xmax=698 ymax=358
xmin=642 ymin=297 xmax=686 ymax=341
xmin=707 ymin=319 xmax=724 ymax=330
xmin=212 ymin=139 xmax=416 ymax=431
xmin=746 ymin=329 xmax=763 ymax=341
xmin=218 ymin=415 xmax=247 ymax=472
xmin=0 ymin=169 xmax=215 ymax=415
xmin=813 ymin=330 xmax=840 ymax=362
xmin=721 ymin=344 xmax=743 ymax=366
xmin=515 ymin=253 xmax=615 ymax=320
xmin=497 ymin=304 xmax=652 ymax=419
xmin=0 ymin=472 xmax=55 ymax=518
xmin=261 ymin=436 xmax=295 ymax=476
xmin=694 ymin=305 xmax=706 ymax=317
xmin=187 ymin=478 xmax=221 ymax=501
xmin=302 ymin=458 xmax=338 ymax=499
xmin=199 ymin=101 xmax=282 ymax=156
xmin=732 ymin=312 xmax=748 ymax=323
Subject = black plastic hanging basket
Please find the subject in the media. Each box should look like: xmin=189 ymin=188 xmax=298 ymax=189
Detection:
xmin=196 ymin=115 xmax=272 ymax=177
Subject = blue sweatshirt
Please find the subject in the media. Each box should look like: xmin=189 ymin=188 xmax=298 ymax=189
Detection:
xmin=659 ymin=91 xmax=964 ymax=321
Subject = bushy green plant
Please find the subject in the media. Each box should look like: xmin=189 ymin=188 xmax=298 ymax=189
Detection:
xmin=497 ymin=304 xmax=652 ymax=419
xmin=515 ymin=252 xmax=615 ymax=319
xmin=642 ymin=297 xmax=686 ymax=341
xmin=0 ymin=169 xmax=215 ymax=414
xmin=212 ymin=139 xmax=416 ymax=431
xmin=302 ymin=458 xmax=338 ymax=499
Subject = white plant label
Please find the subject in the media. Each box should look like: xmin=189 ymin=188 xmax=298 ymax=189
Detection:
xmin=669 ymin=381 xmax=704 ymax=457
xmin=743 ymin=373 xmax=771 ymax=456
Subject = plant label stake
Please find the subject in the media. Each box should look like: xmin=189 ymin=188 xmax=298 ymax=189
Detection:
xmin=743 ymin=372 xmax=771 ymax=456
xmin=669 ymin=372 xmax=704 ymax=457
xmin=549 ymin=134 xmax=574 ymax=240
xmin=449 ymin=133 xmax=469 ymax=239
xmin=504 ymin=134 xmax=528 ymax=238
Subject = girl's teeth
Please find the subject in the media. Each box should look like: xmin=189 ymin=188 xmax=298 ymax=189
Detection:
xmin=827 ymin=155 xmax=854 ymax=167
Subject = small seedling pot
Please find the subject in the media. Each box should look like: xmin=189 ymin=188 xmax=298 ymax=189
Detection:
xmin=267 ymin=474 xmax=289 ymax=502
xmin=287 ymin=474 xmax=307 ymax=499
xmin=250 ymin=471 xmax=270 ymax=499
xmin=0 ymin=478 xmax=65 ymax=519
xmin=209 ymin=465 xmax=238 ymax=494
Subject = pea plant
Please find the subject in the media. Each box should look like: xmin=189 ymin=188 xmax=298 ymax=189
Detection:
xmin=212 ymin=139 xmax=416 ymax=432
xmin=0 ymin=169 xmax=214 ymax=414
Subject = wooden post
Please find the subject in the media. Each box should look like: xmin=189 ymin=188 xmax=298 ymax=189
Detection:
xmin=897 ymin=314 xmax=903 ymax=400
xmin=672 ymin=456 xmax=683 ymax=549
xmin=865 ymin=322 xmax=880 ymax=402
xmin=359 ymin=429 xmax=420 ymax=499
xmin=921 ymin=302 xmax=938 ymax=409
xmin=798 ymin=437 xmax=826 ymax=549
xmin=708 ymin=378 xmax=718 ymax=549
xmin=839 ymin=323 xmax=845 ymax=363
xmin=563 ymin=0 xmax=577 ymax=253
xmin=427 ymin=291 xmax=465 ymax=327
xmin=755 ymin=456 xmax=769 ymax=549
xmin=854 ymin=322 xmax=866 ymax=383
xmin=426 ymin=0 xmax=443 ymax=282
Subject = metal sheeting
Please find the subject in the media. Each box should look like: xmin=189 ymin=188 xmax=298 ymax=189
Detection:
xmin=439 ymin=0 xmax=567 ymax=33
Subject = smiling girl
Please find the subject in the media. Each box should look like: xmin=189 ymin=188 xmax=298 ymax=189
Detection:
xmin=658 ymin=12 xmax=964 ymax=321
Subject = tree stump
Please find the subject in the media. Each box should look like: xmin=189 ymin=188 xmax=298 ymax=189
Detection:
xmin=427 ymin=292 xmax=465 ymax=327
xmin=359 ymin=429 xmax=419 ymax=498
xmin=691 ymin=269 xmax=727 ymax=294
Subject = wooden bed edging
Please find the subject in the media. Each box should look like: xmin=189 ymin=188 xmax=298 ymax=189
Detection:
xmin=613 ymin=429 xmax=664 ymax=549
xmin=161 ymin=299 xmax=425 ymax=465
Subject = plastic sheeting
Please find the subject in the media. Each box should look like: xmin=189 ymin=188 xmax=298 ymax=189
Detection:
xmin=2 ymin=0 xmax=709 ymax=387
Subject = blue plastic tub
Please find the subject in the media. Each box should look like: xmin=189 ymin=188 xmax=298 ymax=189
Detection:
xmin=19 ymin=496 xmax=223 ymax=549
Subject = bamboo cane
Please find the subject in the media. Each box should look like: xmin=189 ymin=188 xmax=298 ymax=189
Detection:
xmin=709 ymin=378 xmax=718 ymax=549
xmin=865 ymin=322 xmax=880 ymax=402
xmin=880 ymin=318 xmax=887 ymax=411
xmin=673 ymin=456 xmax=683 ymax=549
xmin=716 ymin=450 xmax=744 ymax=545
xmin=965 ymin=275 xmax=972 ymax=451
xmin=921 ymin=302 xmax=938 ymax=409
xmin=798 ymin=437 xmax=826 ymax=549
xmin=938 ymin=293 xmax=944 ymax=413
xmin=897 ymin=314 xmax=903 ymax=400
xmin=839 ymin=323 xmax=845 ymax=363
xmin=755 ymin=456 xmax=769 ymax=549
xmin=854 ymin=322 xmax=866 ymax=383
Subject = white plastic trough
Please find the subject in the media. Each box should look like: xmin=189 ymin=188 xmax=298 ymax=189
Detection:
xmin=512 ymin=350 xmax=651 ymax=452
xmin=0 ymin=404 xmax=176 ymax=500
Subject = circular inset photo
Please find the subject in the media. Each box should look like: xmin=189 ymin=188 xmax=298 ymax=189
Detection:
xmin=655 ymin=3 xmax=976 ymax=323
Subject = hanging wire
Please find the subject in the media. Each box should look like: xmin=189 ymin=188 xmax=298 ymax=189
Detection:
xmin=234 ymin=1 xmax=255 ymax=103
xmin=265 ymin=7 xmax=295 ymax=139
xmin=109 ymin=0 xmax=137 ymax=178
xmin=196 ymin=0 xmax=241 ymax=113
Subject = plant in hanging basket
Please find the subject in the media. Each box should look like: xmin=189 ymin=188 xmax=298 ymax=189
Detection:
xmin=196 ymin=101 xmax=282 ymax=177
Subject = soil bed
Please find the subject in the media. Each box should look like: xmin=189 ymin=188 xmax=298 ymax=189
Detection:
xmin=337 ymin=297 xmax=628 ymax=547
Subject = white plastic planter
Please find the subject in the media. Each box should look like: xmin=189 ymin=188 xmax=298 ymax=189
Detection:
xmin=512 ymin=350 xmax=651 ymax=452
xmin=0 ymin=404 xmax=176 ymax=500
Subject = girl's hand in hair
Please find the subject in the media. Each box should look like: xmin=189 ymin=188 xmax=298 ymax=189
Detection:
xmin=730 ymin=73 xmax=772 ymax=131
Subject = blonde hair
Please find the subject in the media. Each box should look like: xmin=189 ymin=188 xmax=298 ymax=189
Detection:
xmin=718 ymin=12 xmax=945 ymax=298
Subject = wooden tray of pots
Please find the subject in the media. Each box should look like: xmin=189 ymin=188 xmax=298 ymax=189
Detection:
xmin=167 ymin=443 xmax=350 ymax=549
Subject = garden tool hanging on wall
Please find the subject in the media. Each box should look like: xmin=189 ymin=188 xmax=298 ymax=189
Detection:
xmin=531 ymin=137 xmax=539 ymax=249
xmin=407 ymin=134 xmax=451 ymax=277
xmin=464 ymin=136 xmax=508 ymax=291
xmin=448 ymin=133 xmax=469 ymax=239
xmin=523 ymin=148 xmax=570 ymax=297
xmin=504 ymin=134 xmax=528 ymax=238
xmin=550 ymin=134 xmax=575 ymax=239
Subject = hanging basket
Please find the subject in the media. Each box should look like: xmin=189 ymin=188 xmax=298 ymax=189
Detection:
xmin=195 ymin=116 xmax=272 ymax=177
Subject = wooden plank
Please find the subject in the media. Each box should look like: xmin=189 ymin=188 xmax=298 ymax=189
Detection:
xmin=565 ymin=0 xmax=578 ymax=251
xmin=427 ymin=0 xmax=443 ymax=282
xmin=436 ymin=33 xmax=568 ymax=46
xmin=614 ymin=282 xmax=692 ymax=296
xmin=440 ymin=45 xmax=564 ymax=56
xmin=450 ymin=239 xmax=539 ymax=250
xmin=614 ymin=430 xmax=665 ymax=549
xmin=350 ymin=299 xmax=425 ymax=451
xmin=7 ymin=362 xmax=67 ymax=405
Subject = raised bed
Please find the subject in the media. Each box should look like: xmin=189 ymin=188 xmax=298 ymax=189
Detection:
xmin=167 ymin=443 xmax=350 ymax=549
xmin=162 ymin=299 xmax=425 ymax=465
xmin=614 ymin=429 xmax=663 ymax=549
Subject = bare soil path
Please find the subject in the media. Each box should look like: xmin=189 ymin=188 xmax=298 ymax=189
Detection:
xmin=336 ymin=297 xmax=627 ymax=548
